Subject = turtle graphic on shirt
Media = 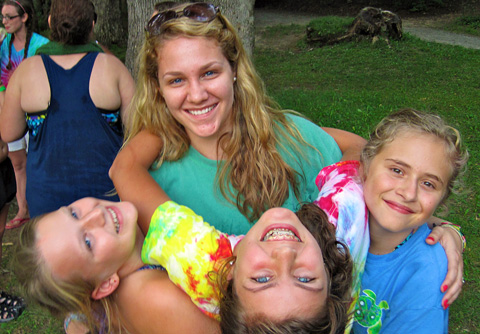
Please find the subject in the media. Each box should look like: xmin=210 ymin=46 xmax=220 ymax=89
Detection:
xmin=354 ymin=289 xmax=389 ymax=334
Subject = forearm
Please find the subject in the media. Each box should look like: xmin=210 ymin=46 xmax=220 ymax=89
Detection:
xmin=109 ymin=130 xmax=168 ymax=235
xmin=321 ymin=127 xmax=366 ymax=161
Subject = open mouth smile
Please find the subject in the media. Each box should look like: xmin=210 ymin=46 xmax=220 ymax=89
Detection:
xmin=107 ymin=207 xmax=121 ymax=233
xmin=186 ymin=103 xmax=217 ymax=116
xmin=262 ymin=227 xmax=301 ymax=242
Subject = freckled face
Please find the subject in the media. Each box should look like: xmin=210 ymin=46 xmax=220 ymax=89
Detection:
xmin=156 ymin=36 xmax=235 ymax=150
xmin=232 ymin=207 xmax=328 ymax=321
xmin=363 ymin=132 xmax=452 ymax=236
xmin=37 ymin=198 xmax=139 ymax=285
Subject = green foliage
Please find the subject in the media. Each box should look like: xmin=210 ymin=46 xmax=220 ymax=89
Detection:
xmin=407 ymin=0 xmax=445 ymax=12
xmin=254 ymin=17 xmax=479 ymax=334
xmin=306 ymin=16 xmax=353 ymax=37
xmin=32 ymin=0 xmax=52 ymax=33
xmin=442 ymin=15 xmax=480 ymax=37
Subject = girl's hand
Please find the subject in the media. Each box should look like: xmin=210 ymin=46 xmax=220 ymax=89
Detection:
xmin=426 ymin=225 xmax=464 ymax=309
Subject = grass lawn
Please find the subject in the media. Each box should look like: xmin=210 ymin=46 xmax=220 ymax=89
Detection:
xmin=254 ymin=20 xmax=479 ymax=333
xmin=2 ymin=16 xmax=479 ymax=334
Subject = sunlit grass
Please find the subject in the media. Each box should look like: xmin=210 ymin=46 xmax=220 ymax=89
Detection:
xmin=254 ymin=16 xmax=479 ymax=333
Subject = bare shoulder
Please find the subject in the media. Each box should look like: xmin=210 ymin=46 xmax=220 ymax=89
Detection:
xmin=13 ymin=55 xmax=44 ymax=75
xmin=94 ymin=53 xmax=129 ymax=73
xmin=116 ymin=270 xmax=220 ymax=334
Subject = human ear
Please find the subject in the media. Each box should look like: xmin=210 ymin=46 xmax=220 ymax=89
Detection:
xmin=47 ymin=15 xmax=51 ymax=28
xmin=91 ymin=274 xmax=120 ymax=300
xmin=359 ymin=162 xmax=368 ymax=181
xmin=226 ymin=258 xmax=237 ymax=281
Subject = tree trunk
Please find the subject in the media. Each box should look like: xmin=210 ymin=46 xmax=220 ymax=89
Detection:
xmin=92 ymin=0 xmax=128 ymax=46
xmin=125 ymin=0 xmax=255 ymax=80
xmin=216 ymin=0 xmax=255 ymax=56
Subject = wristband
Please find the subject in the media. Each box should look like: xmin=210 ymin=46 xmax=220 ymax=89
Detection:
xmin=0 ymin=85 xmax=5 ymax=92
xmin=433 ymin=222 xmax=466 ymax=253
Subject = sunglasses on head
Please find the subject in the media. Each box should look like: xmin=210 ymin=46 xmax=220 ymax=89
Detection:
xmin=145 ymin=2 xmax=220 ymax=35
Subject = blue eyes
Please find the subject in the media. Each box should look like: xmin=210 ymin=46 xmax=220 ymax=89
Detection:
xmin=298 ymin=277 xmax=313 ymax=283
xmin=85 ymin=236 xmax=92 ymax=250
xmin=253 ymin=276 xmax=313 ymax=283
xmin=254 ymin=276 xmax=271 ymax=283
xmin=69 ymin=208 xmax=91 ymax=249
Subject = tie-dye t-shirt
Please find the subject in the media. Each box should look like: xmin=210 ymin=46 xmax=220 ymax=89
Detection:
xmin=141 ymin=201 xmax=243 ymax=320
xmin=314 ymin=160 xmax=370 ymax=333
xmin=0 ymin=32 xmax=49 ymax=87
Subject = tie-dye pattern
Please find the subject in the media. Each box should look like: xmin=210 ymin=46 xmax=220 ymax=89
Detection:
xmin=0 ymin=33 xmax=49 ymax=87
xmin=26 ymin=113 xmax=46 ymax=137
xmin=314 ymin=160 xmax=370 ymax=334
xmin=142 ymin=201 xmax=242 ymax=320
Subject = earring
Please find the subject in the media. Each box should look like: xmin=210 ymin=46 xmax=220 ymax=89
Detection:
xmin=233 ymin=76 xmax=237 ymax=82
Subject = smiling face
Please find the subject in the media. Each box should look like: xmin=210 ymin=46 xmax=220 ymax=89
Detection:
xmin=232 ymin=207 xmax=328 ymax=321
xmin=1 ymin=4 xmax=26 ymax=34
xmin=36 ymin=198 xmax=141 ymax=285
xmin=156 ymin=36 xmax=235 ymax=157
xmin=363 ymin=131 xmax=452 ymax=251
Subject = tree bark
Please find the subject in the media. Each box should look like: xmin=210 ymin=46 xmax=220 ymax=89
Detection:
xmin=125 ymin=0 xmax=255 ymax=80
xmin=92 ymin=0 xmax=128 ymax=47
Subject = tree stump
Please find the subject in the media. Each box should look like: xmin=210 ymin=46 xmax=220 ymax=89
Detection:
xmin=306 ymin=7 xmax=402 ymax=47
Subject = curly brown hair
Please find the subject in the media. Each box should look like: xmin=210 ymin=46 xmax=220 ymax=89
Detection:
xmin=217 ymin=203 xmax=353 ymax=334
xmin=49 ymin=0 xmax=95 ymax=45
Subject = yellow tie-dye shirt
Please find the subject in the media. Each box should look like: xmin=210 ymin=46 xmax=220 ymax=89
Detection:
xmin=141 ymin=201 xmax=243 ymax=321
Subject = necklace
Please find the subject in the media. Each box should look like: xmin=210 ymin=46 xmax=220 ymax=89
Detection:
xmin=394 ymin=229 xmax=416 ymax=250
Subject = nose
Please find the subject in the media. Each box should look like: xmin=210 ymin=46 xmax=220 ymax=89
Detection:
xmin=272 ymin=246 xmax=297 ymax=269
xmin=81 ymin=206 xmax=105 ymax=229
xmin=187 ymin=79 xmax=208 ymax=104
xmin=397 ymin=178 xmax=418 ymax=201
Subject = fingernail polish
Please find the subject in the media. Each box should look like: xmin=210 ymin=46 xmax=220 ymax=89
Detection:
xmin=442 ymin=284 xmax=448 ymax=292
xmin=443 ymin=299 xmax=449 ymax=309
xmin=427 ymin=236 xmax=434 ymax=242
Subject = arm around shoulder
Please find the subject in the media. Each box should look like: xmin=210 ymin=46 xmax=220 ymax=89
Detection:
xmin=322 ymin=127 xmax=366 ymax=161
xmin=109 ymin=130 xmax=169 ymax=235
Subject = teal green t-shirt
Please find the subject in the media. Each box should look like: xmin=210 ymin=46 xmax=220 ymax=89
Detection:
xmin=149 ymin=114 xmax=341 ymax=235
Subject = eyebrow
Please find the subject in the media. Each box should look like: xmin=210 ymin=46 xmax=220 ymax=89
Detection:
xmin=242 ymin=282 xmax=323 ymax=293
xmin=161 ymin=61 xmax=223 ymax=79
xmin=386 ymin=159 xmax=445 ymax=185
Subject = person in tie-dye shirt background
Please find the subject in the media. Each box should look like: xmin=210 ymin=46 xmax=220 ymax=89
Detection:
xmin=0 ymin=0 xmax=48 ymax=229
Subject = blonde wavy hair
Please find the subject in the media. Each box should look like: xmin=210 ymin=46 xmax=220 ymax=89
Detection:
xmin=13 ymin=216 xmax=121 ymax=333
xmin=126 ymin=3 xmax=313 ymax=222
xmin=361 ymin=108 xmax=469 ymax=213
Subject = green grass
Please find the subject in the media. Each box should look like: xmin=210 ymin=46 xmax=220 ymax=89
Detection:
xmin=446 ymin=15 xmax=480 ymax=36
xmin=255 ymin=16 xmax=479 ymax=333
xmin=2 ymin=14 xmax=479 ymax=333
xmin=306 ymin=16 xmax=354 ymax=37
